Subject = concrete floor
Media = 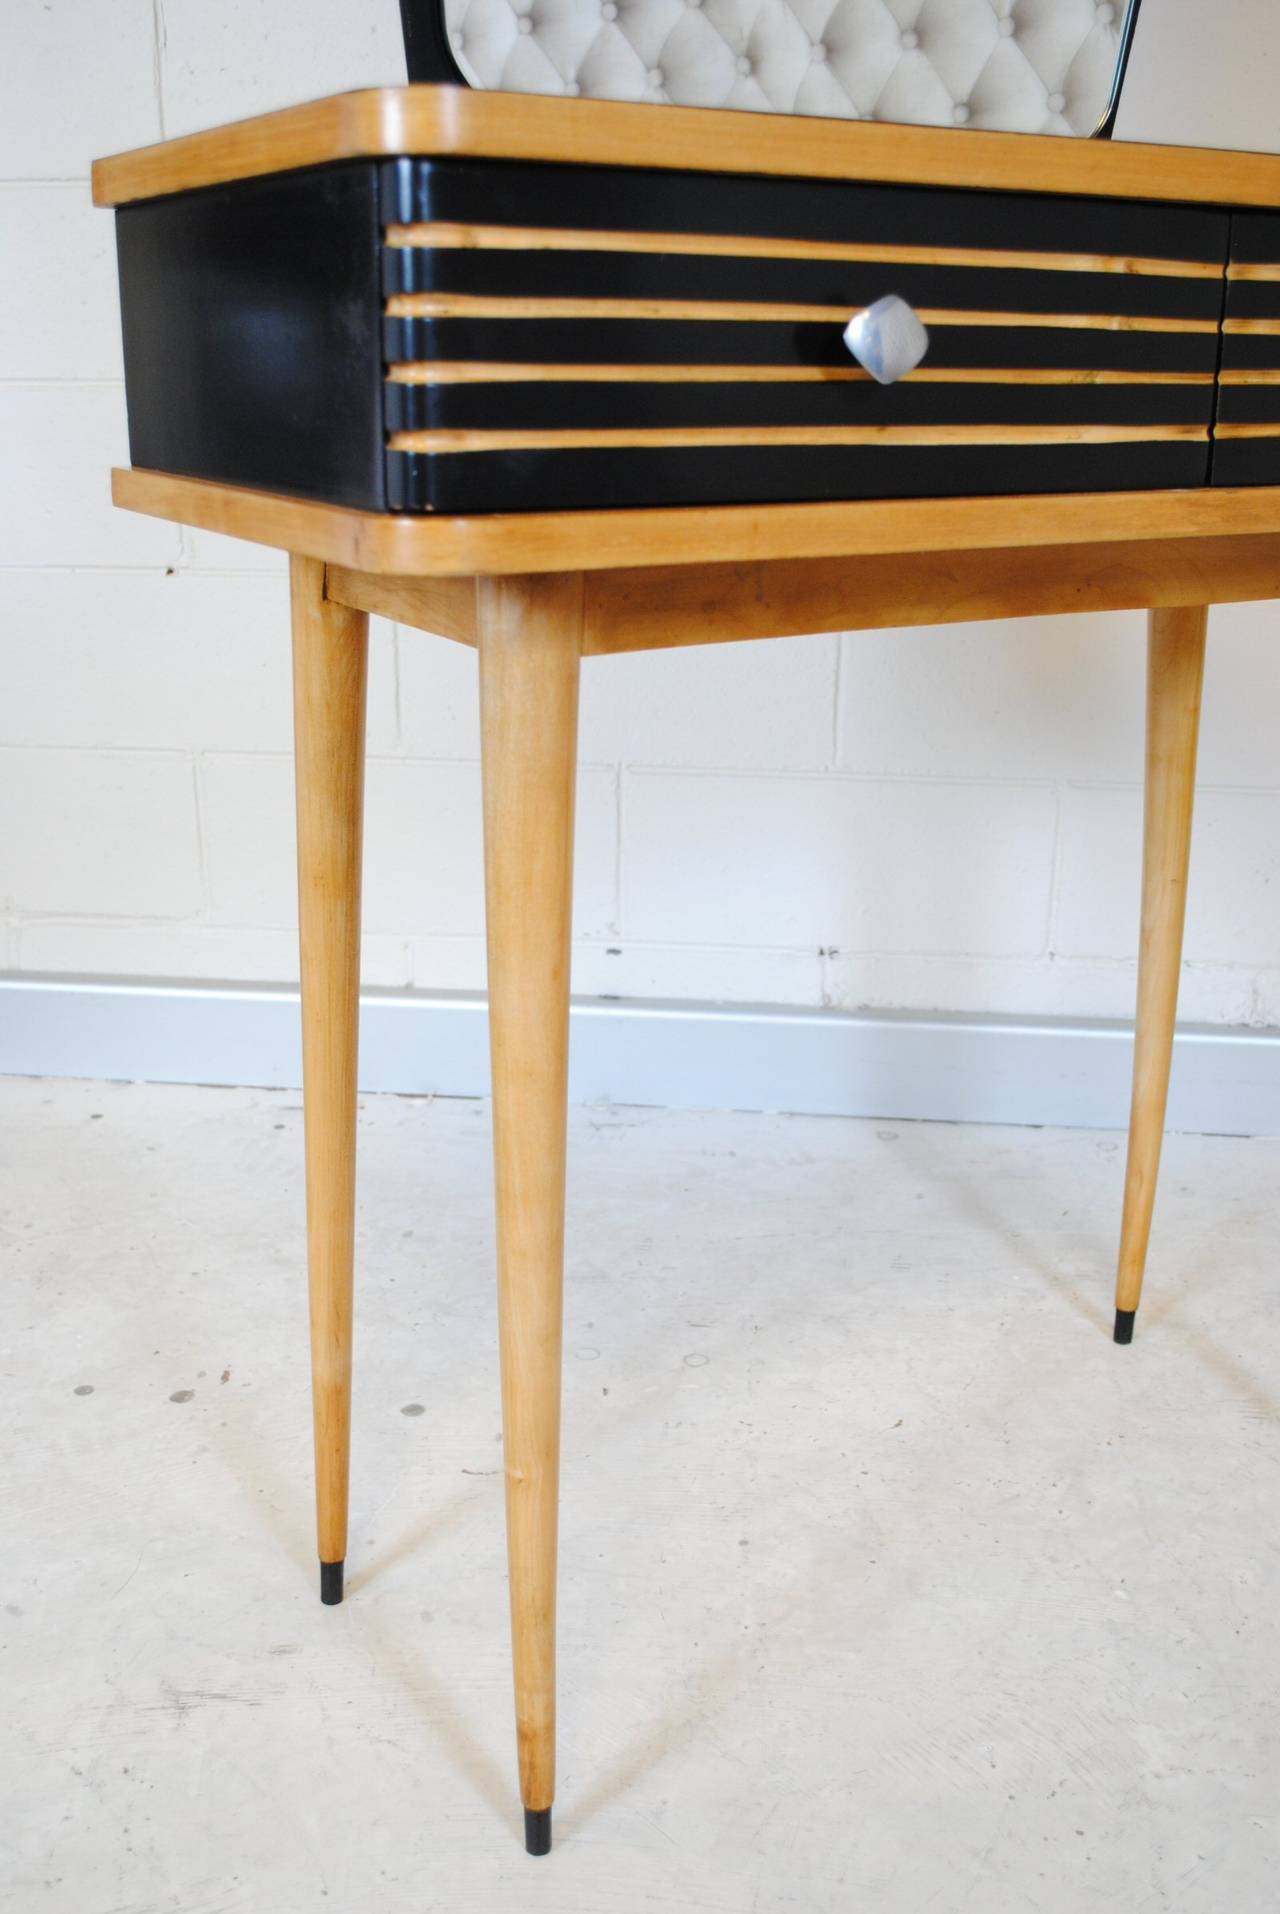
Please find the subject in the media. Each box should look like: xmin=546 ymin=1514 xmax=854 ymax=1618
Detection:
xmin=2 ymin=1075 xmax=1277 ymax=1913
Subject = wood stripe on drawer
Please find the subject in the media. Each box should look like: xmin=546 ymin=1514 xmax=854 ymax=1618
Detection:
xmin=382 ymin=234 xmax=1222 ymax=322
xmin=386 ymin=293 xmax=1218 ymax=333
xmin=386 ymin=221 xmax=1225 ymax=281
xmin=389 ymin=425 xmax=1208 ymax=453
xmin=387 ymin=363 xmax=1215 ymax=387
xmin=382 ymin=160 xmax=1228 ymax=274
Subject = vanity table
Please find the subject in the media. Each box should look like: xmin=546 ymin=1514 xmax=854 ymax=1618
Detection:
xmin=93 ymin=86 xmax=1280 ymax=1854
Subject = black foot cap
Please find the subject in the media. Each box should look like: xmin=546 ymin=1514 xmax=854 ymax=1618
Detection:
xmin=1114 ymin=1309 xmax=1136 ymax=1346
xmin=524 ymin=1808 xmax=552 ymax=1856
xmin=320 ymin=1559 xmax=344 ymax=1605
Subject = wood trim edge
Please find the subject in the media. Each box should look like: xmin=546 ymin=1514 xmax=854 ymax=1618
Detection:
xmin=111 ymin=466 xmax=1280 ymax=577
xmin=581 ymin=535 xmax=1280 ymax=650
xmin=325 ymin=563 xmax=478 ymax=642
xmin=92 ymin=85 xmax=1280 ymax=212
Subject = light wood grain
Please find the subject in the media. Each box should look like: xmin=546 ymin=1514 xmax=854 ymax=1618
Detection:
xmin=387 ymin=362 xmax=1213 ymax=386
xmin=388 ymin=423 xmax=1207 ymax=454
xmin=576 ymin=535 xmax=1280 ymax=651
xmin=478 ymin=571 xmax=583 ymax=1819
xmin=111 ymin=468 xmax=1280 ymax=576
xmin=384 ymin=219 xmax=1222 ymax=279
xmin=1213 ymin=423 xmax=1280 ymax=438
xmin=290 ymin=554 xmax=368 ymax=1574
xmin=386 ymin=291 xmax=1218 ymax=332
xmin=1114 ymin=604 xmax=1207 ymax=1332
xmin=325 ymin=564 xmax=477 ymax=644
xmin=322 ymin=534 xmax=1280 ymax=656
xmin=90 ymin=84 xmax=1280 ymax=211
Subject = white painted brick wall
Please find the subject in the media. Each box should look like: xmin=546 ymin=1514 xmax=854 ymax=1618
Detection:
xmin=0 ymin=748 xmax=202 ymax=918
xmin=4 ymin=0 xmax=1280 ymax=1029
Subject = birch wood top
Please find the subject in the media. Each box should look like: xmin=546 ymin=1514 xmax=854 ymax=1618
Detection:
xmin=91 ymin=85 xmax=1280 ymax=211
xmin=113 ymin=465 xmax=1280 ymax=577
xmin=326 ymin=531 xmax=1280 ymax=656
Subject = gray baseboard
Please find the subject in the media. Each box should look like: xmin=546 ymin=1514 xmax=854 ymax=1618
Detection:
xmin=1 ymin=974 xmax=1278 ymax=1133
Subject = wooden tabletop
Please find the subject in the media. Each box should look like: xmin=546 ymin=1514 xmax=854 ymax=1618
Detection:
xmin=112 ymin=464 xmax=1280 ymax=577
xmin=92 ymin=85 xmax=1280 ymax=212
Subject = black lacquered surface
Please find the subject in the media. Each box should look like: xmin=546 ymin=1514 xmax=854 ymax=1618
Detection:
xmin=1213 ymin=211 xmax=1280 ymax=488
xmin=386 ymin=439 xmax=1212 ymax=514
xmin=116 ymin=164 xmax=385 ymax=510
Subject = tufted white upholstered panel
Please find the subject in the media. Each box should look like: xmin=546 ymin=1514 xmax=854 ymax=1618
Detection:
xmin=441 ymin=0 xmax=1134 ymax=135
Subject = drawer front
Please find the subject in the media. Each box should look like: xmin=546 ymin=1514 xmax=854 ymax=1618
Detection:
xmin=1214 ymin=212 xmax=1280 ymax=486
xmin=381 ymin=158 xmax=1226 ymax=514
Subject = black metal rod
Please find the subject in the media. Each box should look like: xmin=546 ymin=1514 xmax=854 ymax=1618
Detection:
xmin=399 ymin=0 xmax=470 ymax=85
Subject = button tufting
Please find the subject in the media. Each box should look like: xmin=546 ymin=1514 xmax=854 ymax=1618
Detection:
xmin=441 ymin=0 xmax=1130 ymax=138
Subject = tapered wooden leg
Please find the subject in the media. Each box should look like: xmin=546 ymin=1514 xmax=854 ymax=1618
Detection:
xmin=478 ymin=571 xmax=583 ymax=1854
xmin=290 ymin=554 xmax=369 ymax=1600
xmin=1113 ymin=604 xmax=1207 ymax=1344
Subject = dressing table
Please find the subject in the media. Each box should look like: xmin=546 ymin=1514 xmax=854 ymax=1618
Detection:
xmin=91 ymin=33 xmax=1280 ymax=1854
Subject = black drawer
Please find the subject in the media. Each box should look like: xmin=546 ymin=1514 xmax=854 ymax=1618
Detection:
xmin=1213 ymin=211 xmax=1280 ymax=486
xmin=381 ymin=158 xmax=1225 ymax=512
xmin=115 ymin=156 xmax=1231 ymax=516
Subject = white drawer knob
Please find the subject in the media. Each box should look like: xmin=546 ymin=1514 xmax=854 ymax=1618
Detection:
xmin=843 ymin=294 xmax=930 ymax=384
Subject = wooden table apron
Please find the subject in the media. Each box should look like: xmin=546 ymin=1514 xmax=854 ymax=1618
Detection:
xmin=92 ymin=87 xmax=1280 ymax=1856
